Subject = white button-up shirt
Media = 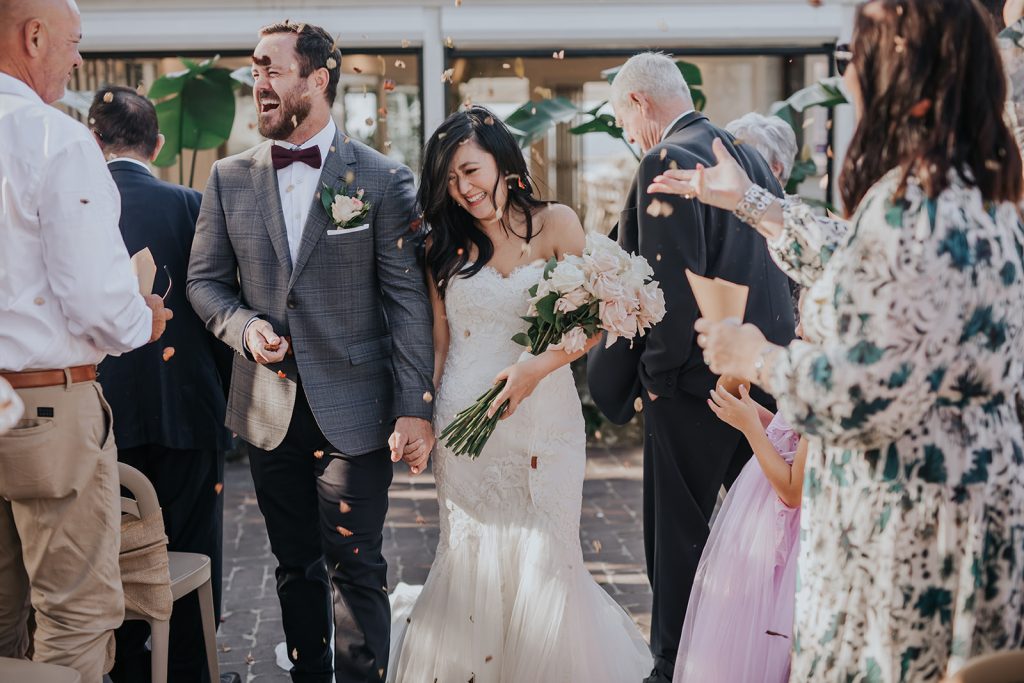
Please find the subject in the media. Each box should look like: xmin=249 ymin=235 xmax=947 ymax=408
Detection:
xmin=274 ymin=118 xmax=335 ymax=264
xmin=661 ymin=109 xmax=695 ymax=142
xmin=0 ymin=72 xmax=151 ymax=371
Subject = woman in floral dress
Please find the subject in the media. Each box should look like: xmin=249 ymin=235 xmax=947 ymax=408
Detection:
xmin=648 ymin=0 xmax=1024 ymax=680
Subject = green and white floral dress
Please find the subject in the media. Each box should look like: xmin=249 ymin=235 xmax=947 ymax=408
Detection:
xmin=762 ymin=169 xmax=1024 ymax=681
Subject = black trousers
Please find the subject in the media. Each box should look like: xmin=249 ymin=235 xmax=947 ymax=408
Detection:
xmin=642 ymin=390 xmax=756 ymax=679
xmin=109 ymin=445 xmax=224 ymax=683
xmin=249 ymin=387 xmax=393 ymax=683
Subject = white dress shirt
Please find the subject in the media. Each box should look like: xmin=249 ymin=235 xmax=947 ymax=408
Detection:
xmin=661 ymin=109 xmax=695 ymax=142
xmin=0 ymin=72 xmax=151 ymax=371
xmin=274 ymin=118 xmax=336 ymax=264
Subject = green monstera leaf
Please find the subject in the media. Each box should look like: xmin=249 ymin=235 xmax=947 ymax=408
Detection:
xmin=149 ymin=56 xmax=240 ymax=177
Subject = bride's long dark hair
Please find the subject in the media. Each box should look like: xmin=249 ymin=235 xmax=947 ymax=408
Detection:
xmin=419 ymin=106 xmax=549 ymax=298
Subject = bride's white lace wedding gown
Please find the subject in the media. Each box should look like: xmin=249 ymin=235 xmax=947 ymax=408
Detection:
xmin=387 ymin=261 xmax=652 ymax=682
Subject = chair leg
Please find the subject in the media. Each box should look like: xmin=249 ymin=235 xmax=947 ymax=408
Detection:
xmin=198 ymin=578 xmax=220 ymax=681
xmin=149 ymin=619 xmax=170 ymax=683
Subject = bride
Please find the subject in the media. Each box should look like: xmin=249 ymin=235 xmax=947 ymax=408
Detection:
xmin=387 ymin=106 xmax=652 ymax=682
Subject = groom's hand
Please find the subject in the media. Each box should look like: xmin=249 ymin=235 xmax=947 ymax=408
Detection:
xmin=245 ymin=319 xmax=289 ymax=364
xmin=389 ymin=416 xmax=434 ymax=475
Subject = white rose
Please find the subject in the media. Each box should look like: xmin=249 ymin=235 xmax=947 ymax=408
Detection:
xmin=637 ymin=281 xmax=667 ymax=328
xmin=553 ymin=326 xmax=589 ymax=354
xmin=554 ymin=286 xmax=591 ymax=313
xmin=587 ymin=272 xmax=626 ymax=301
xmin=331 ymin=194 xmax=364 ymax=225
xmin=547 ymin=260 xmax=587 ymax=293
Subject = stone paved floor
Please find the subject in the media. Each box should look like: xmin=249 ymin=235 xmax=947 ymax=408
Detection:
xmin=215 ymin=444 xmax=651 ymax=681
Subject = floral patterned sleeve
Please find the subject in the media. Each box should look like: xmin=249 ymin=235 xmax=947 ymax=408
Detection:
xmin=763 ymin=174 xmax=1004 ymax=451
xmin=999 ymin=18 xmax=1024 ymax=158
xmin=763 ymin=196 xmax=850 ymax=287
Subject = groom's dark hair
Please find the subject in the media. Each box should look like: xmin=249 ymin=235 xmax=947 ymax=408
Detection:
xmin=258 ymin=20 xmax=342 ymax=105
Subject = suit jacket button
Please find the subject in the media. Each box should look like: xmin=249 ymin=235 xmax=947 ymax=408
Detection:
xmin=287 ymin=296 xmax=296 ymax=309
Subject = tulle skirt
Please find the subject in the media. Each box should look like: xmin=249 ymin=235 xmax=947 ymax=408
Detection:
xmin=387 ymin=508 xmax=652 ymax=682
xmin=673 ymin=456 xmax=800 ymax=683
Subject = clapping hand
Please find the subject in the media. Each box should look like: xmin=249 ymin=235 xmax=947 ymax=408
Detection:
xmin=646 ymin=137 xmax=752 ymax=212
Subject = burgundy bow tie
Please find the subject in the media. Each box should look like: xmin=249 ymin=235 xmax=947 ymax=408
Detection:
xmin=271 ymin=144 xmax=322 ymax=171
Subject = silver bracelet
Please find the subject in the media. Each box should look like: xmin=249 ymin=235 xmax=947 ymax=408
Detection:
xmin=734 ymin=184 xmax=775 ymax=228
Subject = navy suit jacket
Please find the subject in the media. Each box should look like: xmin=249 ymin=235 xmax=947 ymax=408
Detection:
xmin=588 ymin=112 xmax=796 ymax=423
xmin=99 ymin=160 xmax=232 ymax=451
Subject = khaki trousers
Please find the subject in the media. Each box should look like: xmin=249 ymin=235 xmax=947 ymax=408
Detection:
xmin=0 ymin=380 xmax=123 ymax=683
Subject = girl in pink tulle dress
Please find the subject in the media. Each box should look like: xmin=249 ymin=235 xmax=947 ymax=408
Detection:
xmin=672 ymin=369 xmax=807 ymax=683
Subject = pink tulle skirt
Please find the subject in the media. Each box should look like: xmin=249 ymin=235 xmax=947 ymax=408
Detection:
xmin=673 ymin=414 xmax=801 ymax=683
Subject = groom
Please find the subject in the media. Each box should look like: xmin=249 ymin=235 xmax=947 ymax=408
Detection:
xmin=187 ymin=21 xmax=434 ymax=682
xmin=587 ymin=53 xmax=795 ymax=682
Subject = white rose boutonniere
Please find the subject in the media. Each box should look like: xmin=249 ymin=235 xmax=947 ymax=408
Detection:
xmin=321 ymin=180 xmax=371 ymax=229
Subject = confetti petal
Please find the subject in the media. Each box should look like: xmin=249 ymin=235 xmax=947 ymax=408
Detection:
xmin=339 ymin=500 xmax=352 ymax=514
xmin=634 ymin=396 xmax=644 ymax=412
xmin=326 ymin=57 xmax=337 ymax=69
xmin=336 ymin=525 xmax=354 ymax=537
xmin=102 ymin=91 xmax=113 ymax=103
xmin=277 ymin=370 xmax=287 ymax=378
xmin=162 ymin=347 xmax=175 ymax=362
xmin=214 ymin=482 xmax=224 ymax=494
xmin=314 ymin=449 xmax=324 ymax=459
xmin=423 ymin=391 xmax=434 ymax=403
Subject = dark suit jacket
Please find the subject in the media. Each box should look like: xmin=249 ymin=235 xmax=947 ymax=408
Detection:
xmin=99 ymin=160 xmax=232 ymax=451
xmin=588 ymin=112 xmax=796 ymax=423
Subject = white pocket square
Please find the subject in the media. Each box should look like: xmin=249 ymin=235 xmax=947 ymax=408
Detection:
xmin=328 ymin=223 xmax=370 ymax=236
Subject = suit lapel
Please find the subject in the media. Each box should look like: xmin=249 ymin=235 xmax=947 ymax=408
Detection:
xmin=250 ymin=142 xmax=293 ymax=278
xmin=288 ymin=129 xmax=356 ymax=290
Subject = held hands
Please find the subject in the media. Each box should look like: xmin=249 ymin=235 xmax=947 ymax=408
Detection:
xmin=694 ymin=317 xmax=770 ymax=382
xmin=245 ymin=319 xmax=290 ymax=364
xmin=646 ymin=137 xmax=753 ymax=212
xmin=144 ymin=294 xmax=173 ymax=343
xmin=389 ymin=417 xmax=434 ymax=475
xmin=707 ymin=384 xmax=761 ymax=436
xmin=487 ymin=356 xmax=547 ymax=420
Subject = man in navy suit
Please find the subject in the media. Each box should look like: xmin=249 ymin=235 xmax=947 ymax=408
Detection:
xmin=88 ymin=86 xmax=238 ymax=683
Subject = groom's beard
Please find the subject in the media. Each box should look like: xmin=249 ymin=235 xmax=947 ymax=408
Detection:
xmin=258 ymin=87 xmax=313 ymax=141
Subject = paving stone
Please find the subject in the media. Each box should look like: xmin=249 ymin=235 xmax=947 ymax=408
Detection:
xmin=218 ymin=443 xmax=652 ymax=678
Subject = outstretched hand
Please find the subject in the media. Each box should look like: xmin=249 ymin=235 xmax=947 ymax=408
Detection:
xmin=646 ymin=137 xmax=752 ymax=212
xmin=1006 ymin=0 xmax=1024 ymax=26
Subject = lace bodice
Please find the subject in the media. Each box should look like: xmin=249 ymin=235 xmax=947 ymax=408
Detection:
xmin=432 ymin=261 xmax=586 ymax=551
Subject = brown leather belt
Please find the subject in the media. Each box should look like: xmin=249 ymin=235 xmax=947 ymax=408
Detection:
xmin=1 ymin=364 xmax=97 ymax=389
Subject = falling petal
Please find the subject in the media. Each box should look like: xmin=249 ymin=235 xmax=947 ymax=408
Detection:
xmin=314 ymin=450 xmax=324 ymax=459
xmin=336 ymin=525 xmax=354 ymax=537
xmin=162 ymin=347 xmax=175 ymax=362
xmin=423 ymin=391 xmax=434 ymax=403
xmin=340 ymin=500 xmax=352 ymax=513
xmin=634 ymin=397 xmax=644 ymax=412
xmin=102 ymin=91 xmax=113 ymax=103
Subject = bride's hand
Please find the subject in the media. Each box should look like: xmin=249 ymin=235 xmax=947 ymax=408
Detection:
xmin=488 ymin=357 xmax=547 ymax=420
xmin=646 ymin=137 xmax=753 ymax=212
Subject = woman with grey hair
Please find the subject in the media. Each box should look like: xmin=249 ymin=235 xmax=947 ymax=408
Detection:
xmin=725 ymin=113 xmax=798 ymax=185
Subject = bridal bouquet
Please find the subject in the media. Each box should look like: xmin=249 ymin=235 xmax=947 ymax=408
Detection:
xmin=439 ymin=232 xmax=666 ymax=458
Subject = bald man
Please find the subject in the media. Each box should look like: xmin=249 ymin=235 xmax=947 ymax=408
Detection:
xmin=0 ymin=1 xmax=171 ymax=680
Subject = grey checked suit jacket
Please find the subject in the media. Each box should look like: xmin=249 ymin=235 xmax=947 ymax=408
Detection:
xmin=186 ymin=128 xmax=434 ymax=454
